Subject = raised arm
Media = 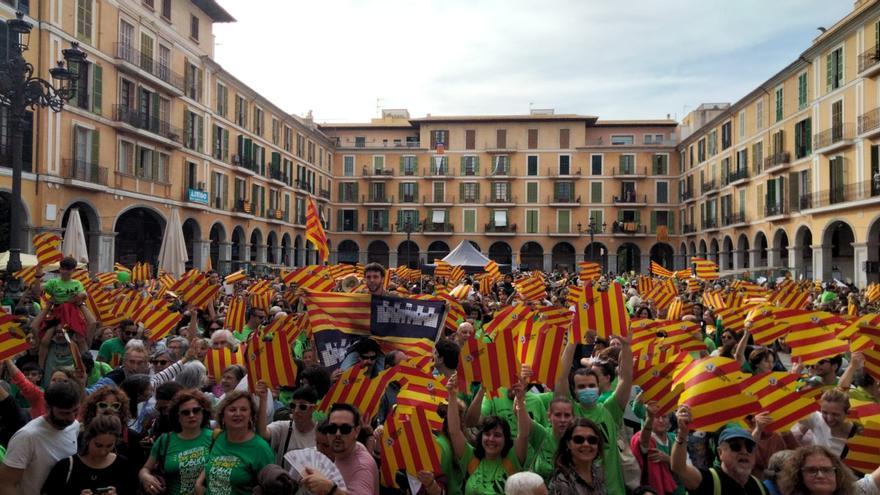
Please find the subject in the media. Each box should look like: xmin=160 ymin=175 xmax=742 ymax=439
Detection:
xmin=671 ymin=405 xmax=702 ymax=490
xmin=838 ymin=352 xmax=863 ymax=391
xmin=512 ymin=372 xmax=531 ymax=465
xmin=464 ymin=385 xmax=485 ymax=428
xmin=613 ymin=337 xmax=634 ymax=411
xmin=639 ymin=401 xmax=658 ymax=452
xmin=445 ymin=372 xmax=468 ymax=459
xmin=733 ymin=329 xmax=750 ymax=367
xmin=554 ymin=342 xmax=577 ymax=399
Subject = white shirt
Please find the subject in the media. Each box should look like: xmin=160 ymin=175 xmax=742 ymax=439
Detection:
xmin=3 ymin=416 xmax=80 ymax=495
xmin=856 ymin=475 xmax=880 ymax=495
xmin=267 ymin=420 xmax=316 ymax=466
xmin=793 ymin=411 xmax=849 ymax=458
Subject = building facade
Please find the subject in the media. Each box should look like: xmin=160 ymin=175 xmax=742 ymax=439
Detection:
xmin=3 ymin=0 xmax=880 ymax=284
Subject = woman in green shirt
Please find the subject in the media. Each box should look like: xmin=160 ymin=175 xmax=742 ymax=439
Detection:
xmin=194 ymin=390 xmax=274 ymax=495
xmin=140 ymin=390 xmax=214 ymax=495
xmin=446 ymin=372 xmax=530 ymax=495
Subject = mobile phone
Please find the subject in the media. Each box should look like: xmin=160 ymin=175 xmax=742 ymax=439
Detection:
xmin=95 ymin=488 xmax=112 ymax=495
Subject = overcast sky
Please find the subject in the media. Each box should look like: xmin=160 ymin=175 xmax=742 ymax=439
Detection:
xmin=213 ymin=0 xmax=851 ymax=123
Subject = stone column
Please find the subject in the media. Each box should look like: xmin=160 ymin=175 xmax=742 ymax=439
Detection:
xmin=718 ymin=250 xmax=730 ymax=271
xmin=510 ymin=253 xmax=520 ymax=271
xmin=192 ymin=240 xmax=211 ymax=271
xmin=271 ymin=245 xmax=283 ymax=266
xmin=389 ymin=252 xmax=399 ymax=269
xmin=575 ymin=252 xmax=585 ymax=263
xmin=419 ymin=251 xmax=428 ymax=267
xmin=219 ymin=242 xmax=232 ymax=275
xmin=282 ymin=246 xmax=294 ymax=267
xmin=328 ymin=250 xmax=338 ymax=265
xmin=640 ymin=254 xmax=651 ymax=274
xmin=732 ymin=250 xmax=745 ymax=270
xmin=606 ymin=254 xmax=618 ymax=274
xmin=673 ymin=254 xmax=687 ymax=270
xmin=766 ymin=248 xmax=780 ymax=271
xmin=813 ymin=244 xmax=830 ymax=281
xmin=748 ymin=249 xmax=762 ymax=269
xmin=241 ymin=245 xmax=251 ymax=271
xmin=853 ymin=242 xmax=868 ymax=288
xmin=543 ymin=253 xmax=553 ymax=273
xmin=707 ymin=252 xmax=719 ymax=264
xmin=95 ymin=232 xmax=117 ymax=274
xmin=255 ymin=244 xmax=268 ymax=265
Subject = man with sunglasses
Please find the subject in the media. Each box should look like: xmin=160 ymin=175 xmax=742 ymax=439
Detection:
xmin=260 ymin=387 xmax=318 ymax=466
xmin=671 ymin=405 xmax=767 ymax=494
xmin=301 ymin=403 xmax=378 ymax=495
xmin=97 ymin=319 xmax=140 ymax=368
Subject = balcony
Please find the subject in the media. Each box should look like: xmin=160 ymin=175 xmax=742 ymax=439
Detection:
xmin=765 ymin=202 xmax=789 ymax=218
xmin=611 ymin=222 xmax=646 ymax=235
xmin=233 ymin=154 xmax=259 ymax=174
xmin=423 ymin=194 xmax=453 ymax=206
xmin=613 ymin=166 xmax=647 ymax=177
xmin=681 ymin=189 xmax=695 ymax=202
xmin=487 ymin=166 xmax=513 ymax=177
xmin=421 ymin=221 xmax=454 ymax=234
xmin=813 ymin=123 xmax=855 ymax=154
xmin=361 ymin=194 xmax=393 ymax=205
xmin=859 ymin=107 xmax=880 ymax=138
xmin=362 ymin=167 xmax=395 ymax=178
xmin=797 ymin=181 xmax=880 ymax=211
xmin=460 ymin=195 xmax=480 ymax=204
xmin=212 ymin=196 xmax=227 ymax=210
xmin=113 ymin=105 xmax=182 ymax=144
xmin=548 ymin=167 xmax=582 ymax=178
xmin=724 ymin=168 xmax=749 ymax=186
xmin=294 ymin=180 xmax=313 ymax=193
xmin=362 ymin=223 xmax=392 ymax=233
xmin=701 ymin=179 xmax=717 ymax=195
xmin=858 ymin=44 xmax=880 ymax=76
xmin=683 ymin=224 xmax=696 ymax=235
xmin=113 ymin=43 xmax=185 ymax=94
xmin=721 ymin=212 xmax=747 ymax=227
xmin=61 ymin=159 xmax=108 ymax=187
xmin=764 ymin=151 xmax=791 ymax=172
xmin=703 ymin=218 xmax=718 ymax=230
xmin=424 ymin=166 xmax=452 ymax=178
xmin=334 ymin=137 xmax=422 ymax=149
xmin=486 ymin=194 xmax=516 ymax=206
xmin=613 ymin=194 xmax=647 ymax=205
xmin=485 ymin=223 xmax=517 ymax=235
xmin=234 ymin=199 xmax=253 ymax=214
xmin=400 ymin=194 xmax=418 ymax=204
xmin=318 ymin=188 xmax=331 ymax=200
xmin=583 ymin=137 xmax=679 ymax=147
xmin=269 ymin=168 xmax=289 ymax=184
xmin=549 ymin=194 xmax=580 ymax=205
xmin=265 ymin=209 xmax=284 ymax=221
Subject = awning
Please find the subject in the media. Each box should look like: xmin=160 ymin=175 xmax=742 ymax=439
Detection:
xmin=432 ymin=210 xmax=445 ymax=223
xmin=494 ymin=210 xmax=507 ymax=227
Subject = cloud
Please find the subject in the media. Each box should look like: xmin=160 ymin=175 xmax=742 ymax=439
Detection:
xmin=213 ymin=0 xmax=851 ymax=122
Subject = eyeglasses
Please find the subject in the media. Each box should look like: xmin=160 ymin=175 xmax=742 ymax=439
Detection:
xmin=291 ymin=403 xmax=315 ymax=411
xmin=151 ymin=360 xmax=170 ymax=366
xmin=360 ymin=354 xmax=377 ymax=361
xmin=96 ymin=402 xmax=121 ymax=412
xmin=323 ymin=423 xmax=355 ymax=435
xmin=571 ymin=435 xmax=599 ymax=446
xmin=726 ymin=440 xmax=756 ymax=454
xmin=179 ymin=407 xmax=203 ymax=417
xmin=802 ymin=466 xmax=836 ymax=477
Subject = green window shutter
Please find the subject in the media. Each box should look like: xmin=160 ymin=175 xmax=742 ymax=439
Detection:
xmin=414 ymin=210 xmax=420 ymax=225
xmin=337 ymin=210 xmax=343 ymax=229
xmin=826 ymin=52 xmax=834 ymax=91
xmin=474 ymin=156 xmax=480 ymax=174
xmin=197 ymin=115 xmax=204 ymax=152
xmin=397 ymin=210 xmax=403 ymax=229
xmin=474 ymin=183 xmax=481 ymax=200
xmin=651 ymin=211 xmax=657 ymax=232
xmin=222 ymin=130 xmax=229 ymax=160
xmin=90 ymin=129 xmax=99 ymax=164
xmin=338 ymin=182 xmax=344 ymax=201
xmin=668 ymin=211 xmax=675 ymax=232
xmin=353 ymin=182 xmax=359 ymax=199
xmin=527 ymin=182 xmax=537 ymax=203
xmin=459 ymin=183 xmax=465 ymax=200
xmin=237 ymin=135 xmax=244 ymax=157
xmin=460 ymin=156 xmax=466 ymax=174
xmin=92 ymin=65 xmax=102 ymax=115
xmin=399 ymin=156 xmax=405 ymax=174
xmin=634 ymin=210 xmax=641 ymax=224
xmin=413 ymin=183 xmax=419 ymax=199
xmin=464 ymin=210 xmax=475 ymax=232
xmin=272 ymin=152 xmax=281 ymax=168
xmin=444 ymin=210 xmax=449 ymax=224
xmin=212 ymin=125 xmax=218 ymax=156
xmin=398 ymin=183 xmax=404 ymax=200
xmin=617 ymin=210 xmax=624 ymax=222
xmin=805 ymin=119 xmax=811 ymax=154
xmin=382 ymin=210 xmax=389 ymax=230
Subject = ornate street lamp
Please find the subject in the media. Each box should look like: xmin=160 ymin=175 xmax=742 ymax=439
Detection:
xmin=578 ymin=219 xmax=606 ymax=271
xmin=396 ymin=220 xmax=416 ymax=268
xmin=1 ymin=12 xmax=86 ymax=293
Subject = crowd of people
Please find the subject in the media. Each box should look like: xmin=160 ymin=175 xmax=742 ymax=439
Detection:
xmin=0 ymin=255 xmax=878 ymax=495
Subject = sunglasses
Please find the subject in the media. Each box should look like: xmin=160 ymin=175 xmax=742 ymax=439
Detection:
xmin=151 ymin=360 xmax=170 ymax=366
xmin=360 ymin=354 xmax=378 ymax=361
xmin=571 ymin=434 xmax=599 ymax=446
xmin=802 ymin=466 xmax=836 ymax=477
xmin=290 ymin=403 xmax=314 ymax=411
xmin=323 ymin=423 xmax=354 ymax=435
xmin=97 ymin=402 xmax=121 ymax=411
xmin=179 ymin=407 xmax=203 ymax=417
xmin=726 ymin=440 xmax=756 ymax=454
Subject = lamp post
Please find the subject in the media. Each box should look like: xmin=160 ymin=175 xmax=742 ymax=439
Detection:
xmin=578 ymin=219 xmax=606 ymax=271
xmin=396 ymin=220 xmax=415 ymax=268
xmin=1 ymin=12 xmax=85 ymax=292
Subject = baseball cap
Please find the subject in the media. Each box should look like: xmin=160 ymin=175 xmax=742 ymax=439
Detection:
xmin=718 ymin=426 xmax=755 ymax=445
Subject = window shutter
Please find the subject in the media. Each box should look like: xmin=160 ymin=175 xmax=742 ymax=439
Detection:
xmin=92 ymin=64 xmax=102 ymax=115
xmin=151 ymin=149 xmax=159 ymax=180
xmin=444 ymin=210 xmax=449 ymax=225
xmin=617 ymin=210 xmax=624 ymax=222
xmin=789 ymin=172 xmax=799 ymax=211
xmin=90 ymin=129 xmax=99 ymax=165
xmin=398 ymin=182 xmax=404 ymax=201
xmin=399 ymin=156 xmax=405 ymax=174
xmin=338 ymin=182 xmax=344 ymax=201
xmin=337 ymin=210 xmax=343 ymax=230
xmin=635 ymin=210 xmax=641 ymax=224
xmin=413 ymin=183 xmax=419 ymax=199
xmin=459 ymin=182 xmax=465 ymax=200
xmin=826 ymin=52 xmax=834 ymax=92
xmin=197 ymin=115 xmax=204 ymax=152
xmin=414 ymin=210 xmax=420 ymax=225
xmin=397 ymin=209 xmax=403 ymax=230
xmin=460 ymin=156 xmax=465 ymax=174
xmin=474 ymin=183 xmax=480 ymax=200
xmin=651 ymin=211 xmax=657 ymax=232
xmin=474 ymin=156 xmax=480 ymax=174
xmin=668 ymin=211 xmax=675 ymax=232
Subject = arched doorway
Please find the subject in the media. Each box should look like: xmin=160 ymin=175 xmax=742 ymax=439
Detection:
xmin=293 ymin=235 xmax=303 ymax=267
xmin=249 ymin=229 xmax=263 ymax=266
xmin=551 ymin=242 xmax=576 ymax=272
xmin=795 ymin=226 xmax=813 ymax=279
xmin=823 ymin=221 xmax=855 ymax=282
xmin=737 ymin=234 xmax=750 ymax=269
xmin=617 ymin=243 xmax=641 ymax=273
xmin=754 ymin=231 xmax=768 ymax=268
xmin=209 ymin=223 xmax=226 ymax=273
xmin=337 ymin=240 xmax=359 ymax=264
xmin=773 ymin=229 xmax=789 ymax=271
xmin=281 ymin=233 xmax=292 ymax=266
xmin=699 ymin=239 xmax=708 ymax=258
xmin=688 ymin=241 xmax=696 ymax=259
xmin=427 ymin=241 xmax=450 ymax=263
xmin=584 ymin=242 xmax=608 ymax=271
xmin=709 ymin=238 xmax=720 ymax=264
xmin=232 ymin=226 xmax=246 ymax=271
xmin=722 ymin=236 xmax=734 ymax=271
xmin=266 ymin=231 xmax=278 ymax=265
xmin=520 ymin=242 xmax=544 ymax=271
xmin=0 ymin=191 xmax=31 ymax=253
xmin=367 ymin=240 xmax=390 ymax=267
xmin=650 ymin=243 xmax=674 ymax=269
xmin=488 ymin=242 xmax=512 ymax=265
xmin=181 ymin=218 xmax=200 ymax=269
xmin=114 ymin=207 xmax=165 ymax=266
xmin=60 ymin=202 xmax=100 ymax=269
xmin=397 ymin=240 xmax=420 ymax=269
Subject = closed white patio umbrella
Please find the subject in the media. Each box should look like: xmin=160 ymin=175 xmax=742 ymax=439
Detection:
xmin=157 ymin=208 xmax=189 ymax=278
xmin=61 ymin=208 xmax=89 ymax=264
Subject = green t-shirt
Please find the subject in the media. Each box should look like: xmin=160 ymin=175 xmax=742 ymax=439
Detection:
xmin=528 ymin=421 xmax=557 ymax=482
xmin=480 ymin=389 xmax=547 ymax=436
xmin=460 ymin=443 xmax=522 ymax=495
xmin=43 ymin=278 xmax=84 ymax=303
xmin=151 ymin=428 xmax=213 ymax=495
xmin=205 ymin=432 xmax=274 ymax=495
xmin=98 ymin=337 xmax=126 ymax=368
xmin=437 ymin=433 xmax=464 ymax=495
xmin=233 ymin=326 xmax=254 ymax=343
xmin=820 ymin=291 xmax=837 ymax=304
xmin=88 ymin=361 xmax=113 ymax=386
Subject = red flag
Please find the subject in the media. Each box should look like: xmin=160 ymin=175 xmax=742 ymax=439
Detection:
xmin=33 ymin=232 xmax=63 ymax=265
xmin=305 ymin=198 xmax=328 ymax=263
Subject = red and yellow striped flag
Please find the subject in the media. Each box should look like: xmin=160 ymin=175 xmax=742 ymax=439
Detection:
xmin=249 ymin=291 xmax=272 ymax=311
xmin=448 ymin=283 xmax=470 ymax=300
xmin=667 ymin=298 xmax=685 ymax=320
xmin=578 ymin=262 xmax=601 ymax=282
xmin=785 ymin=327 xmax=850 ymax=366
xmin=483 ymin=305 xmax=534 ymax=338
xmin=686 ymin=278 xmax=701 ymax=294
xmin=514 ymin=275 xmax=546 ymax=302
xmin=305 ymin=197 xmax=328 ymax=263
xmin=224 ymin=270 xmax=247 ymax=285
xmin=673 ymin=356 xmax=758 ymax=432
xmin=867 ymin=283 xmax=880 ymax=303
xmin=633 ymin=351 xmax=692 ymax=415
xmin=573 ymin=282 xmax=630 ymax=340
xmin=131 ymin=262 xmax=152 ymax=283
xmin=534 ymin=306 xmax=572 ymax=328
xmin=414 ymin=293 xmax=463 ymax=333
xmin=283 ymin=265 xmax=336 ymax=292
xmin=517 ymin=319 xmax=567 ymax=388
xmin=650 ymin=260 xmax=674 ymax=278
xmin=637 ymin=276 xmax=654 ymax=296
xmin=485 ymin=260 xmax=501 ymax=281
xmin=434 ymin=260 xmax=451 ymax=280
xmin=566 ymin=284 xmax=583 ymax=306
xmin=172 ymin=271 xmax=219 ymax=309
xmin=245 ymin=330 xmax=298 ymax=390
xmin=204 ymin=347 xmax=244 ymax=380
xmin=741 ymin=372 xmax=819 ymax=432
xmin=691 ymin=258 xmax=719 ymax=281
xmin=114 ymin=262 xmax=131 ymax=274
xmin=744 ymin=305 xmax=788 ymax=346
xmin=380 ymin=408 xmax=442 ymax=487
xmin=33 ymin=232 xmax=63 ymax=266
xmin=450 ymin=265 xmax=465 ymax=284
xmin=650 ymin=320 xmax=706 ymax=354
xmin=0 ymin=310 xmax=28 ymax=361
xmin=673 ymin=268 xmax=691 ymax=279
xmin=13 ymin=265 xmax=39 ymax=286
xmin=772 ymin=286 xmax=811 ymax=310
xmin=225 ymin=297 xmax=247 ymax=333
xmin=318 ymin=364 xmax=398 ymax=421
xmin=70 ymin=268 xmax=90 ymax=285
xmin=329 ymin=264 xmax=357 ymax=281
xmin=138 ymin=301 xmax=184 ymax=342
xmin=845 ymin=421 xmax=880 ymax=474
xmin=457 ymin=326 xmax=519 ymax=397
xmin=94 ymin=272 xmax=117 ymax=287
xmin=644 ymin=279 xmax=676 ymax=312
xmin=702 ymin=290 xmax=726 ymax=310
xmin=303 ymin=291 xmax=371 ymax=334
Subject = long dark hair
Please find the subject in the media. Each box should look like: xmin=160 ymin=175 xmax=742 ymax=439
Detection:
xmin=473 ymin=415 xmax=513 ymax=460
xmin=554 ymin=418 xmax=605 ymax=471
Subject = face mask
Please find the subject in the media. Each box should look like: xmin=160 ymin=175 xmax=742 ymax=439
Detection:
xmin=577 ymin=388 xmax=599 ymax=407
